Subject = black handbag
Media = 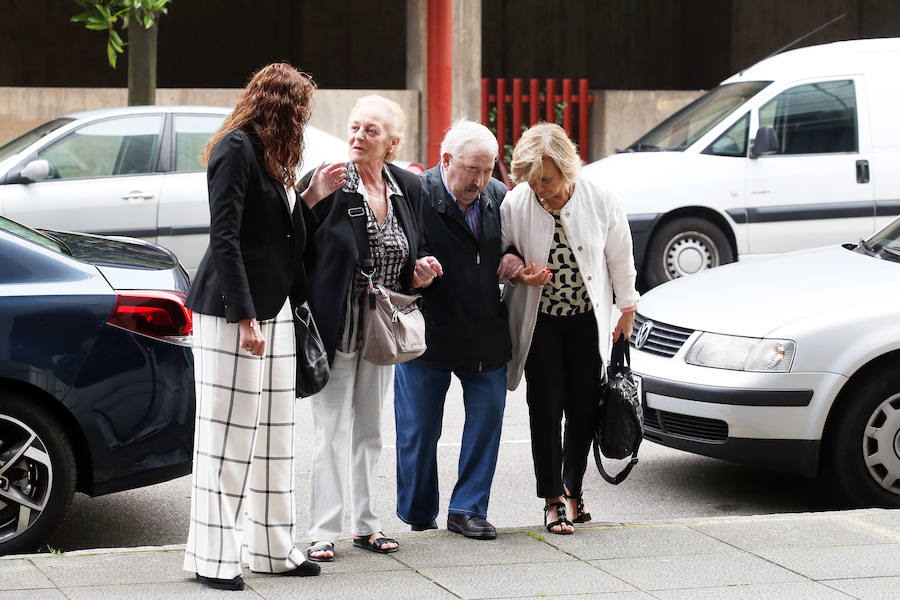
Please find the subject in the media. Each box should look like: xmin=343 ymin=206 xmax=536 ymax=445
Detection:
xmin=592 ymin=335 xmax=643 ymax=484
xmin=292 ymin=300 xmax=330 ymax=397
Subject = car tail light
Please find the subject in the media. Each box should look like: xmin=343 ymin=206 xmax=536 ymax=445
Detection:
xmin=108 ymin=290 xmax=193 ymax=345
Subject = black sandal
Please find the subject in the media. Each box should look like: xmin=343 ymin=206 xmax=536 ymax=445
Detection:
xmin=353 ymin=532 xmax=399 ymax=554
xmin=307 ymin=541 xmax=335 ymax=562
xmin=543 ymin=501 xmax=573 ymax=535
xmin=565 ymin=494 xmax=592 ymax=524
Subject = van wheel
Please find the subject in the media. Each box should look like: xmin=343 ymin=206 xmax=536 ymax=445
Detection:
xmin=0 ymin=393 xmax=76 ymax=555
xmin=829 ymin=369 xmax=900 ymax=507
xmin=643 ymin=217 xmax=734 ymax=289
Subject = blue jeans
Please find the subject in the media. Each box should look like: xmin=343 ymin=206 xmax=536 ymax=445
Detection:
xmin=394 ymin=361 xmax=507 ymax=524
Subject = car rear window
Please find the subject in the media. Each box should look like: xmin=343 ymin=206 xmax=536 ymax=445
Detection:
xmin=0 ymin=216 xmax=68 ymax=255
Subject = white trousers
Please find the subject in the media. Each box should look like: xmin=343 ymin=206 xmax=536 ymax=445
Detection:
xmin=308 ymin=350 xmax=391 ymax=542
xmin=183 ymin=301 xmax=306 ymax=579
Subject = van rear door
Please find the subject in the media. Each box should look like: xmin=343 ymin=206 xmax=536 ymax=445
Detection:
xmin=745 ymin=77 xmax=874 ymax=253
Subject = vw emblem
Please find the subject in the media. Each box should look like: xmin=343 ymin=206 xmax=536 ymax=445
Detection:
xmin=635 ymin=320 xmax=654 ymax=349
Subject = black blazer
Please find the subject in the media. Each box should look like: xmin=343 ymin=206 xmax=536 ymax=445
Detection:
xmin=302 ymin=162 xmax=423 ymax=364
xmin=186 ymin=129 xmax=310 ymax=322
xmin=415 ymin=165 xmax=512 ymax=369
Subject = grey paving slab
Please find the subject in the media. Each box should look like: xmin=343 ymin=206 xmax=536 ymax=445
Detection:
xmin=501 ymin=594 xmax=657 ymax=600
xmin=63 ymin=580 xmax=263 ymax=599
xmin=592 ymin=552 xmax=804 ymax=591
xmin=420 ymin=561 xmax=635 ymax=598
xmin=755 ymin=543 xmax=900 ymax=580
xmin=545 ymin=524 xmax=731 ymax=560
xmin=845 ymin=511 xmax=900 ymax=537
xmin=654 ymin=581 xmax=855 ymax=599
xmin=31 ymin=550 xmax=187 ymax=587
xmin=691 ymin=515 xmax=899 ymax=551
xmin=823 ymin=576 xmax=900 ymax=600
xmin=248 ymin=569 xmax=456 ymax=600
xmin=0 ymin=559 xmax=56 ymax=590
xmin=391 ymin=531 xmax=574 ymax=568
xmin=0 ymin=590 xmax=66 ymax=600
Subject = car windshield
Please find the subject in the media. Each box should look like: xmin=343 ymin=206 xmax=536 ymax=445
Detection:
xmin=625 ymin=81 xmax=772 ymax=152
xmin=0 ymin=216 xmax=69 ymax=255
xmin=0 ymin=118 xmax=75 ymax=163
xmin=864 ymin=219 xmax=900 ymax=262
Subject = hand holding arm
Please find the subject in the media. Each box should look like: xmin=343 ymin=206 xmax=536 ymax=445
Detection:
xmin=412 ymin=256 xmax=443 ymax=288
xmin=496 ymin=252 xmax=525 ymax=281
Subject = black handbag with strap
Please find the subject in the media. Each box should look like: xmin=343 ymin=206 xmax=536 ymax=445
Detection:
xmin=592 ymin=335 xmax=643 ymax=484
xmin=292 ymin=299 xmax=330 ymax=397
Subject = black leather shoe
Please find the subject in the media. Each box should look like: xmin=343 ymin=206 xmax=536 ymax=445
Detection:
xmin=196 ymin=574 xmax=245 ymax=591
xmin=447 ymin=513 xmax=497 ymax=540
xmin=251 ymin=560 xmax=321 ymax=577
xmin=410 ymin=519 xmax=438 ymax=531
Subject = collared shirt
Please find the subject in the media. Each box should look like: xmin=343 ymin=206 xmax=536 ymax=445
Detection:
xmin=337 ymin=162 xmax=410 ymax=353
xmin=441 ymin=163 xmax=482 ymax=240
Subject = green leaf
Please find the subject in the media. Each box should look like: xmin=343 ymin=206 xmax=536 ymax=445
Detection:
xmin=110 ymin=29 xmax=124 ymax=47
xmin=96 ymin=4 xmax=111 ymax=20
xmin=107 ymin=42 xmax=118 ymax=68
xmin=71 ymin=12 xmax=91 ymax=22
xmin=85 ymin=23 xmax=108 ymax=31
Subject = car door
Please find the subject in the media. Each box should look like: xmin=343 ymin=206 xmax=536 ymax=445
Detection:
xmin=745 ymin=78 xmax=874 ymax=254
xmin=1 ymin=114 xmax=165 ymax=241
xmin=157 ymin=113 xmax=225 ymax=275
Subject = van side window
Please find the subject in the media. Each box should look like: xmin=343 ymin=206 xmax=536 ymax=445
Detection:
xmin=703 ymin=113 xmax=749 ymax=157
xmin=758 ymin=80 xmax=858 ymax=155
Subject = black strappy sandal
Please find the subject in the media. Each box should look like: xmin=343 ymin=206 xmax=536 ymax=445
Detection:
xmin=565 ymin=494 xmax=592 ymax=524
xmin=543 ymin=501 xmax=574 ymax=535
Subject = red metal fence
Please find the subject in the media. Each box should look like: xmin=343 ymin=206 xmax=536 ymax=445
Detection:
xmin=481 ymin=78 xmax=593 ymax=162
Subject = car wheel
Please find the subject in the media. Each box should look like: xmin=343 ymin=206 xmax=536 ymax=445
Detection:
xmin=830 ymin=369 xmax=900 ymax=507
xmin=643 ymin=217 xmax=734 ymax=289
xmin=0 ymin=393 xmax=76 ymax=554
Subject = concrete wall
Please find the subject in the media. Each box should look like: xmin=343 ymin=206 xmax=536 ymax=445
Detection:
xmin=0 ymin=88 xmax=421 ymax=163
xmin=590 ymin=90 xmax=706 ymax=161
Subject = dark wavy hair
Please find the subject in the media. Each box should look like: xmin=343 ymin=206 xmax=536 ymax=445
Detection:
xmin=203 ymin=63 xmax=315 ymax=190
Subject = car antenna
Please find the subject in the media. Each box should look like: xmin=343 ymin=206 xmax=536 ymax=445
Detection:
xmin=763 ymin=13 xmax=847 ymax=60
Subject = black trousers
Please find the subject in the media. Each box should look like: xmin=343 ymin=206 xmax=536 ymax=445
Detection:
xmin=524 ymin=310 xmax=601 ymax=499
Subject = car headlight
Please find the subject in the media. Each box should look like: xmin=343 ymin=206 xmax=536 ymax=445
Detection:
xmin=684 ymin=333 xmax=795 ymax=372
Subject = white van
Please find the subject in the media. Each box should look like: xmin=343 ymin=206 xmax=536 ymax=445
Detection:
xmin=582 ymin=38 xmax=900 ymax=289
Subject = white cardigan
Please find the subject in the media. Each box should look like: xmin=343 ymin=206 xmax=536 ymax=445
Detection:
xmin=501 ymin=177 xmax=639 ymax=391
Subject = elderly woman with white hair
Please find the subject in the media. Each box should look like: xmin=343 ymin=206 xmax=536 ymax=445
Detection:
xmin=501 ymin=122 xmax=639 ymax=535
xmin=301 ymin=95 xmax=439 ymax=561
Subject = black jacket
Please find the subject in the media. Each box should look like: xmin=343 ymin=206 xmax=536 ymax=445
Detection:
xmin=186 ymin=129 xmax=310 ymax=321
xmin=415 ymin=165 xmax=511 ymax=369
xmin=302 ymin=162 xmax=423 ymax=364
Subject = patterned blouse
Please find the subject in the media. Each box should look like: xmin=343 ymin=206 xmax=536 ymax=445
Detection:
xmin=337 ymin=162 xmax=410 ymax=353
xmin=539 ymin=203 xmax=593 ymax=316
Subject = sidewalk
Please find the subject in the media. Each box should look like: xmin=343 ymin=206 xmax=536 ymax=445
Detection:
xmin=4 ymin=508 xmax=900 ymax=599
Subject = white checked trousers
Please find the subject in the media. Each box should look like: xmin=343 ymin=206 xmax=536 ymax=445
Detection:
xmin=308 ymin=350 xmax=391 ymax=543
xmin=183 ymin=300 xmax=306 ymax=579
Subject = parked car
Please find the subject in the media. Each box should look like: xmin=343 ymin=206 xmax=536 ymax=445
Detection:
xmin=628 ymin=217 xmax=900 ymax=507
xmin=0 ymin=215 xmax=194 ymax=554
xmin=583 ymin=38 xmax=900 ymax=289
xmin=0 ymin=106 xmax=349 ymax=275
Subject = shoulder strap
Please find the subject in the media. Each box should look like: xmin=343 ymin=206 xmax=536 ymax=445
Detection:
xmin=592 ymin=440 xmax=639 ymax=485
xmin=347 ymin=192 xmax=373 ymax=274
xmin=610 ymin=335 xmax=630 ymax=369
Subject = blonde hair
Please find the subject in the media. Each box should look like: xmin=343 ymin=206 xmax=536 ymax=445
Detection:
xmin=350 ymin=95 xmax=407 ymax=162
xmin=510 ymin=122 xmax=580 ymax=186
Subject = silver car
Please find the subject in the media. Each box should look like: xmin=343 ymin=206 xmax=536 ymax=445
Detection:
xmin=0 ymin=106 xmax=349 ymax=274
xmin=629 ymin=217 xmax=900 ymax=507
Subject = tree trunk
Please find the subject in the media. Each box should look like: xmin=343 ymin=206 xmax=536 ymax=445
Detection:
xmin=127 ymin=17 xmax=158 ymax=106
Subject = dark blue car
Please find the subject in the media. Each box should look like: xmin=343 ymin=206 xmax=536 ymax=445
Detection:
xmin=0 ymin=216 xmax=194 ymax=554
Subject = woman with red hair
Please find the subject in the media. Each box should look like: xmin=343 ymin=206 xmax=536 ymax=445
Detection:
xmin=183 ymin=63 xmax=344 ymax=591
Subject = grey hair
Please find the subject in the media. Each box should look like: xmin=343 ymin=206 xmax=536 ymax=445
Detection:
xmin=440 ymin=119 xmax=499 ymax=159
xmin=350 ymin=95 xmax=407 ymax=162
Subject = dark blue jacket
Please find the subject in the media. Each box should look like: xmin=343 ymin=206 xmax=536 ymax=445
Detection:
xmin=416 ymin=165 xmax=511 ymax=369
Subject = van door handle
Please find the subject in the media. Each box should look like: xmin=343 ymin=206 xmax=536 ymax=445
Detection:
xmin=856 ymin=160 xmax=870 ymax=184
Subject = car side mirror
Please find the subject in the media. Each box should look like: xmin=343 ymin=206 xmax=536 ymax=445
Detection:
xmin=749 ymin=125 xmax=779 ymax=159
xmin=13 ymin=159 xmax=52 ymax=183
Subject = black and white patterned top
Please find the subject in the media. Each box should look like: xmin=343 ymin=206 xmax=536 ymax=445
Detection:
xmin=540 ymin=211 xmax=592 ymax=316
xmin=337 ymin=162 xmax=410 ymax=353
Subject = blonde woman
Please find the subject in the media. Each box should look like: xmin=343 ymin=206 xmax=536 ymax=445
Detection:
xmin=501 ymin=123 xmax=639 ymax=534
